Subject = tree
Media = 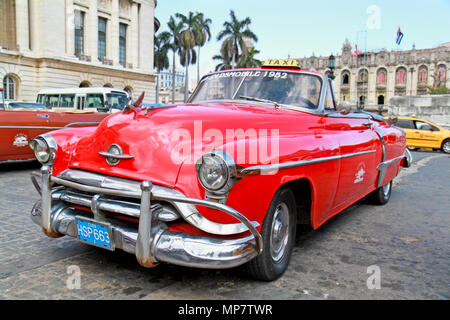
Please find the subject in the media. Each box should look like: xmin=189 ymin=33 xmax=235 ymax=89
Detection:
xmin=237 ymin=47 xmax=262 ymax=68
xmin=154 ymin=31 xmax=171 ymax=103
xmin=217 ymin=10 xmax=258 ymax=68
xmin=167 ymin=16 xmax=184 ymax=103
xmin=193 ymin=12 xmax=212 ymax=83
xmin=176 ymin=12 xmax=199 ymax=102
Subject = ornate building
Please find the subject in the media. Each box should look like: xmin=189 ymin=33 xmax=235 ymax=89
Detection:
xmin=0 ymin=0 xmax=159 ymax=103
xmin=297 ymin=40 xmax=450 ymax=111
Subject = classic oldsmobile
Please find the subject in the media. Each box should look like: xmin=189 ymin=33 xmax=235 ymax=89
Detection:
xmin=28 ymin=59 xmax=412 ymax=280
xmin=0 ymin=87 xmax=128 ymax=164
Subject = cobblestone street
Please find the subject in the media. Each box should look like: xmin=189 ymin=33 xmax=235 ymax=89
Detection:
xmin=0 ymin=151 xmax=449 ymax=300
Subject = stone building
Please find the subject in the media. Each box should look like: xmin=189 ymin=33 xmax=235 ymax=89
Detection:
xmin=0 ymin=0 xmax=158 ymax=103
xmin=297 ymin=40 xmax=450 ymax=112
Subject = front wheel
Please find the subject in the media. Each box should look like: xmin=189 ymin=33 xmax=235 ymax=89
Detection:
xmin=368 ymin=181 xmax=392 ymax=205
xmin=244 ymin=187 xmax=297 ymax=281
xmin=441 ymin=139 xmax=450 ymax=154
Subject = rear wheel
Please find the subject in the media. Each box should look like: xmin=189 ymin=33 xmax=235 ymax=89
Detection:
xmin=368 ymin=181 xmax=392 ymax=205
xmin=245 ymin=187 xmax=297 ymax=281
xmin=441 ymin=139 xmax=450 ymax=154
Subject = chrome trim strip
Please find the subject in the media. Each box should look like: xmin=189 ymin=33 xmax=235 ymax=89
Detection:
xmin=98 ymin=152 xmax=134 ymax=160
xmin=240 ymin=150 xmax=376 ymax=175
xmin=0 ymin=122 xmax=100 ymax=130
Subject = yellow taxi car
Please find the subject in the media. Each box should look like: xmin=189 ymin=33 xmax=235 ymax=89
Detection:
xmin=390 ymin=116 xmax=450 ymax=153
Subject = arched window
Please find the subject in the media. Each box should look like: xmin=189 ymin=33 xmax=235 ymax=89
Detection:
xmin=79 ymin=81 xmax=91 ymax=88
xmin=396 ymin=68 xmax=406 ymax=84
xmin=103 ymin=83 xmax=113 ymax=88
xmin=418 ymin=66 xmax=428 ymax=83
xmin=377 ymin=95 xmax=385 ymax=105
xmin=341 ymin=71 xmax=350 ymax=85
xmin=437 ymin=65 xmax=446 ymax=82
xmin=358 ymin=69 xmax=368 ymax=82
xmin=3 ymin=75 xmax=16 ymax=100
xmin=124 ymin=86 xmax=133 ymax=97
xmin=377 ymin=69 xmax=387 ymax=85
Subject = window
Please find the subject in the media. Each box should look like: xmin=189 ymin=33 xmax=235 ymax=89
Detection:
xmin=415 ymin=121 xmax=438 ymax=131
xmin=0 ymin=0 xmax=17 ymax=50
xmin=438 ymin=65 xmax=446 ymax=82
xmin=3 ymin=75 xmax=16 ymax=100
xmin=74 ymin=10 xmax=85 ymax=57
xmin=106 ymin=92 xmax=128 ymax=111
xmin=396 ymin=68 xmax=406 ymax=84
xmin=342 ymin=72 xmax=350 ymax=85
xmin=377 ymin=69 xmax=387 ymax=85
xmin=395 ymin=119 xmax=414 ymax=129
xmin=98 ymin=17 xmax=107 ymax=60
xmin=86 ymin=93 xmax=104 ymax=109
xmin=41 ymin=94 xmax=60 ymax=108
xmin=418 ymin=67 xmax=427 ymax=83
xmin=59 ymin=94 xmax=75 ymax=108
xmin=119 ymin=23 xmax=127 ymax=66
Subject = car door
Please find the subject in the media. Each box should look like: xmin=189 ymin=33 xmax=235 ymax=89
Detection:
xmin=325 ymin=112 xmax=379 ymax=211
xmin=0 ymin=109 xmax=51 ymax=161
xmin=393 ymin=119 xmax=417 ymax=147
xmin=413 ymin=120 xmax=441 ymax=148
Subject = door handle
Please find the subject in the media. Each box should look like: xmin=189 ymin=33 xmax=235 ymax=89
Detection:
xmin=37 ymin=114 xmax=50 ymax=119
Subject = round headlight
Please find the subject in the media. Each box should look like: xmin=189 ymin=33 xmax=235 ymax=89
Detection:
xmin=197 ymin=154 xmax=228 ymax=191
xmin=34 ymin=140 xmax=51 ymax=163
xmin=29 ymin=134 xmax=57 ymax=164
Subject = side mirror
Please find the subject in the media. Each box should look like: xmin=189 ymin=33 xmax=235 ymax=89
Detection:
xmin=336 ymin=101 xmax=352 ymax=115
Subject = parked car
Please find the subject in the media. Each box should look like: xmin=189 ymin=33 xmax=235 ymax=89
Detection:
xmin=29 ymin=59 xmax=411 ymax=280
xmin=0 ymin=87 xmax=129 ymax=164
xmin=390 ymin=116 xmax=450 ymax=153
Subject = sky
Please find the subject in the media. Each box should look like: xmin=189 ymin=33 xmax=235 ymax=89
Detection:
xmin=155 ymin=0 xmax=450 ymax=86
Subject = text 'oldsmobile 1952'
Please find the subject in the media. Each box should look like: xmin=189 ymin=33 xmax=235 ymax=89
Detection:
xmin=29 ymin=59 xmax=412 ymax=280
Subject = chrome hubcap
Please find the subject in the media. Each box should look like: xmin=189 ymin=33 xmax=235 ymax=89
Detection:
xmin=382 ymin=182 xmax=391 ymax=198
xmin=270 ymin=202 xmax=290 ymax=263
xmin=443 ymin=141 xmax=450 ymax=153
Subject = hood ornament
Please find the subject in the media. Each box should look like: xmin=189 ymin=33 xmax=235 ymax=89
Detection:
xmin=122 ymin=92 xmax=145 ymax=114
xmin=99 ymin=144 xmax=134 ymax=166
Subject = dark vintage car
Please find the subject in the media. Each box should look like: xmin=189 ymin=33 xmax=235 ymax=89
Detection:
xmin=28 ymin=59 xmax=411 ymax=280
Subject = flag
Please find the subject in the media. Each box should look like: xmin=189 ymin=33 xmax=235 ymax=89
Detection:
xmin=396 ymin=28 xmax=404 ymax=45
xmin=351 ymin=44 xmax=362 ymax=56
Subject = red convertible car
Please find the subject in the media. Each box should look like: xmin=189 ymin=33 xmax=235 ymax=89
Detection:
xmin=28 ymin=59 xmax=411 ymax=280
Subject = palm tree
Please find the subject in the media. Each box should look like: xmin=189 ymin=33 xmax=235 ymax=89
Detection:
xmin=193 ymin=12 xmax=212 ymax=83
xmin=217 ymin=10 xmax=258 ymax=68
xmin=237 ymin=47 xmax=261 ymax=68
xmin=213 ymin=38 xmax=233 ymax=71
xmin=167 ymin=16 xmax=184 ymax=103
xmin=176 ymin=12 xmax=199 ymax=102
xmin=154 ymin=31 xmax=171 ymax=103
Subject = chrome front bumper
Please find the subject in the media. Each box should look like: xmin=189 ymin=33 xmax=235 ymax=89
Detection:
xmin=31 ymin=166 xmax=262 ymax=269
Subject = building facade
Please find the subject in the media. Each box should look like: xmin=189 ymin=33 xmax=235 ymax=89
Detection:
xmin=297 ymin=40 xmax=450 ymax=111
xmin=0 ymin=0 xmax=158 ymax=103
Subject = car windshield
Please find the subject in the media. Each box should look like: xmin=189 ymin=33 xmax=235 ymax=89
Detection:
xmin=8 ymin=102 xmax=48 ymax=109
xmin=189 ymin=70 xmax=322 ymax=109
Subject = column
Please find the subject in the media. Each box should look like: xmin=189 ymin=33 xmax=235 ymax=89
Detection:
xmin=110 ymin=0 xmax=119 ymax=65
xmin=65 ymin=0 xmax=74 ymax=56
xmin=129 ymin=2 xmax=139 ymax=68
xmin=15 ymin=0 xmax=30 ymax=52
xmin=87 ymin=0 xmax=98 ymax=61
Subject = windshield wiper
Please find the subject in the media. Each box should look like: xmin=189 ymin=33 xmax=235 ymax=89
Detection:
xmin=239 ymin=96 xmax=280 ymax=108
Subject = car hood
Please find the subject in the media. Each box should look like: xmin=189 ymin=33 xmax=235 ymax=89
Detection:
xmin=68 ymin=101 xmax=314 ymax=187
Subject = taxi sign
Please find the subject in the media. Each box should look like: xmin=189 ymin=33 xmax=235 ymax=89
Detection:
xmin=262 ymin=59 xmax=301 ymax=69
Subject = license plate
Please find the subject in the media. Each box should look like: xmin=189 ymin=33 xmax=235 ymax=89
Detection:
xmin=76 ymin=217 xmax=114 ymax=251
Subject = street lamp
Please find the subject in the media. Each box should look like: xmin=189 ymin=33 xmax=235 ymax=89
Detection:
xmin=326 ymin=54 xmax=336 ymax=80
